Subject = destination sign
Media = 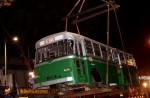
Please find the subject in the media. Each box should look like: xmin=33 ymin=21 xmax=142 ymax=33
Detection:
xmin=39 ymin=38 xmax=54 ymax=46
xmin=39 ymin=35 xmax=64 ymax=47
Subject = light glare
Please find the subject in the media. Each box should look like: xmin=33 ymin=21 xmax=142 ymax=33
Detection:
xmin=143 ymin=82 xmax=147 ymax=88
xmin=13 ymin=37 xmax=18 ymax=41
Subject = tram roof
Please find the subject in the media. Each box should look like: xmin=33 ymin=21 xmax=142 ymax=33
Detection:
xmin=35 ymin=31 xmax=100 ymax=49
xmin=35 ymin=31 xmax=132 ymax=56
xmin=35 ymin=31 xmax=134 ymax=59
xmin=36 ymin=31 xmax=119 ymax=51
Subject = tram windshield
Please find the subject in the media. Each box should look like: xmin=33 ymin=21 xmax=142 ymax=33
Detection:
xmin=35 ymin=39 xmax=74 ymax=64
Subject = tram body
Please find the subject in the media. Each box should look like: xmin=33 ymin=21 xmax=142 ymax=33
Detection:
xmin=33 ymin=31 xmax=139 ymax=90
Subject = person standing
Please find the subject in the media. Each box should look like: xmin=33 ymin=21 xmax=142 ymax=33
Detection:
xmin=5 ymin=88 xmax=11 ymax=98
xmin=28 ymin=75 xmax=34 ymax=88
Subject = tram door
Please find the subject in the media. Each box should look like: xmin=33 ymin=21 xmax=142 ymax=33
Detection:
xmin=75 ymin=41 xmax=87 ymax=83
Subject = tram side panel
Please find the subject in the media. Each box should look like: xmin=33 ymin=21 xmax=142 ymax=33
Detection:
xmin=34 ymin=57 xmax=79 ymax=88
xmin=119 ymin=64 xmax=139 ymax=87
xmin=129 ymin=66 xmax=139 ymax=86
xmin=85 ymin=58 xmax=119 ymax=86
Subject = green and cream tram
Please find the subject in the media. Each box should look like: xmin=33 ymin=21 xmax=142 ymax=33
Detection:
xmin=33 ymin=31 xmax=139 ymax=92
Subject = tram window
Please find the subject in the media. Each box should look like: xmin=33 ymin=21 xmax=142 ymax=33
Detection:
xmin=64 ymin=40 xmax=67 ymax=53
xmin=53 ymin=43 xmax=58 ymax=48
xmin=128 ymin=55 xmax=133 ymax=60
xmin=67 ymin=40 xmax=73 ymax=54
xmin=48 ymin=44 xmax=53 ymax=49
xmin=35 ymin=39 xmax=74 ymax=62
xmin=36 ymin=52 xmax=41 ymax=64
xmin=113 ymin=54 xmax=119 ymax=63
xmin=101 ymin=46 xmax=106 ymax=52
xmin=85 ymin=39 xmax=91 ymax=47
xmin=50 ymin=52 xmax=55 ymax=58
xmin=101 ymin=46 xmax=107 ymax=59
xmin=93 ymin=43 xmax=100 ymax=56
xmin=125 ymin=54 xmax=132 ymax=60
xmin=109 ymin=49 xmax=113 ymax=61
xmin=36 ymin=48 xmax=47 ymax=63
xmin=86 ymin=47 xmax=93 ymax=54
xmin=58 ymin=40 xmax=65 ymax=56
xmin=85 ymin=39 xmax=93 ymax=54
xmin=42 ymin=53 xmax=45 ymax=61
xmin=119 ymin=52 xmax=127 ymax=64
xmin=47 ymin=51 xmax=50 ymax=59
xmin=109 ymin=54 xmax=113 ymax=61
xmin=119 ymin=53 xmax=125 ymax=61
xmin=55 ymin=50 xmax=59 ymax=57
xmin=75 ymin=42 xmax=78 ymax=55
xmin=79 ymin=43 xmax=83 ymax=56
xmin=58 ymin=41 xmax=63 ymax=47
xmin=59 ymin=47 xmax=64 ymax=56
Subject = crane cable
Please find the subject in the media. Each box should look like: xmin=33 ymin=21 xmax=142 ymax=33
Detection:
xmin=75 ymin=0 xmax=85 ymax=35
xmin=65 ymin=0 xmax=81 ymax=31
xmin=111 ymin=1 xmax=133 ymax=88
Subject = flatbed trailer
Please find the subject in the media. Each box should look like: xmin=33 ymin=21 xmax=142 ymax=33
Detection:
xmin=18 ymin=87 xmax=148 ymax=98
xmin=57 ymin=87 xmax=146 ymax=98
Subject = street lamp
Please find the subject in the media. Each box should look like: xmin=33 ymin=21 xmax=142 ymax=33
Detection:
xmin=4 ymin=36 xmax=18 ymax=86
xmin=13 ymin=36 xmax=18 ymax=41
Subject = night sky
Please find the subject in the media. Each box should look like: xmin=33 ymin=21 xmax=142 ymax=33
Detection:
xmin=0 ymin=0 xmax=150 ymax=75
